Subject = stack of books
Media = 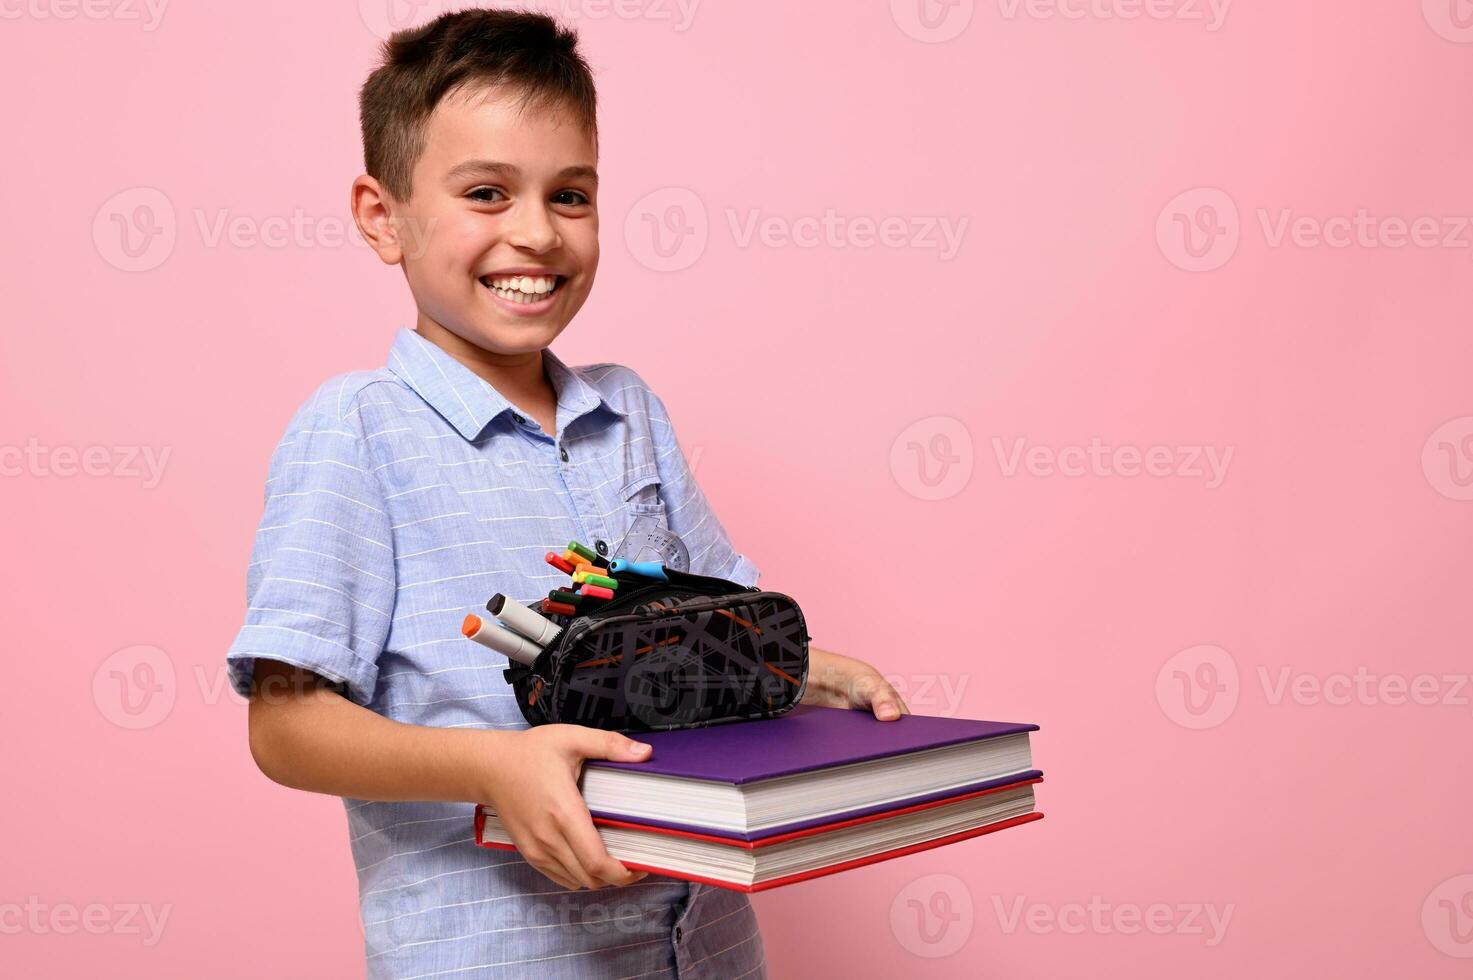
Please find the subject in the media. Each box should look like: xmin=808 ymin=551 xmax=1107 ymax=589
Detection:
xmin=476 ymin=705 xmax=1043 ymax=891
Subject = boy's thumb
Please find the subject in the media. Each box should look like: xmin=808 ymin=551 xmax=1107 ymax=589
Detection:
xmin=586 ymin=730 xmax=653 ymax=762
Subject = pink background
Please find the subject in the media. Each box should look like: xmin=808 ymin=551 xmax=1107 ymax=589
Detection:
xmin=4 ymin=1 xmax=1473 ymax=976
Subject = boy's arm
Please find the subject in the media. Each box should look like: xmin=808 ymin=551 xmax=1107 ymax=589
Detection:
xmin=247 ymin=659 xmax=652 ymax=891
xmin=230 ymin=384 xmax=644 ymax=890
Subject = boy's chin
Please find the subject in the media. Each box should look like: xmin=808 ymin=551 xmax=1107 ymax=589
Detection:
xmin=461 ymin=317 xmax=568 ymax=356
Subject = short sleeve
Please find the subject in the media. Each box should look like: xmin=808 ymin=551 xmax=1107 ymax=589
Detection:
xmin=646 ymin=389 xmax=761 ymax=588
xmin=226 ymin=383 xmax=395 ymax=704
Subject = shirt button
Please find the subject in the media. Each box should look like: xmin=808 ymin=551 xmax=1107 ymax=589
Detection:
xmin=595 ymin=539 xmax=608 ymax=556
xmin=674 ymin=926 xmax=683 ymax=943
xmin=512 ymin=413 xmax=525 ymax=425
xmin=559 ymin=446 xmax=569 ymax=462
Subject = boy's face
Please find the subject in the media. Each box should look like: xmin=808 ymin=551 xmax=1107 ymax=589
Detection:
xmin=392 ymin=84 xmax=599 ymax=357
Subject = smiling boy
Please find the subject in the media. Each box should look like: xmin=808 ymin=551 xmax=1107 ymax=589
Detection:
xmin=227 ymin=10 xmax=905 ymax=979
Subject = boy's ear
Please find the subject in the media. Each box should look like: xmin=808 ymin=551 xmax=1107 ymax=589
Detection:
xmin=351 ymin=174 xmax=406 ymax=265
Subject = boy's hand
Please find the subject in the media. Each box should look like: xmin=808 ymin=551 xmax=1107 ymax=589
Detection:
xmin=802 ymin=647 xmax=910 ymax=721
xmin=483 ymin=725 xmax=653 ymax=891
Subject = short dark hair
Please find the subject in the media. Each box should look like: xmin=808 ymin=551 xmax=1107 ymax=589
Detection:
xmin=358 ymin=9 xmax=597 ymax=201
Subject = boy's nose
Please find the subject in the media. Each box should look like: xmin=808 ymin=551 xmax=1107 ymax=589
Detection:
xmin=505 ymin=203 xmax=562 ymax=253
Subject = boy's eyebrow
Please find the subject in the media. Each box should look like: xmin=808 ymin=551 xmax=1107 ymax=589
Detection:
xmin=444 ymin=160 xmax=599 ymax=184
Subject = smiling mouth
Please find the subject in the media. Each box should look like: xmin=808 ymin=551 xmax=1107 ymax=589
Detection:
xmin=479 ymin=274 xmax=565 ymax=305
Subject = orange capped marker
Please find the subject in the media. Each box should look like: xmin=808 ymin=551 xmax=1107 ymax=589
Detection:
xmin=461 ymin=613 xmax=541 ymax=666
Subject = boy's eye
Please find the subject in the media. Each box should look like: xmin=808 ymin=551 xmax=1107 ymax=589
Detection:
xmin=467 ymin=186 xmax=506 ymax=204
xmin=552 ymin=190 xmax=590 ymax=207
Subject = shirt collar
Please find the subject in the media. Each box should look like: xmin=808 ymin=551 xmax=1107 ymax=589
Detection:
xmin=385 ymin=328 xmax=625 ymax=442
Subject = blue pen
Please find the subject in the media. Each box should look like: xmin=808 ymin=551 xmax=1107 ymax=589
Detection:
xmin=609 ymin=558 xmax=667 ymax=581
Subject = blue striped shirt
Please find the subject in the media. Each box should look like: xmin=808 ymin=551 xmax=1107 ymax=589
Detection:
xmin=227 ymin=328 xmax=766 ymax=979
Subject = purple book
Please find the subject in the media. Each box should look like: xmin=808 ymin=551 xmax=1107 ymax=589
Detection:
xmin=578 ymin=705 xmax=1041 ymax=841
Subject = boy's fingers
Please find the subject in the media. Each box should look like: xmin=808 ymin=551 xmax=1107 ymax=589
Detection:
xmin=521 ymin=848 xmax=579 ymax=890
xmin=564 ymin=810 xmax=641 ymax=887
xmin=544 ymin=834 xmax=601 ymax=890
xmin=852 ymin=672 xmax=906 ymax=720
xmin=536 ymin=864 xmax=579 ymax=891
xmin=576 ymin=728 xmax=653 ymax=762
xmin=871 ymin=681 xmax=910 ymax=720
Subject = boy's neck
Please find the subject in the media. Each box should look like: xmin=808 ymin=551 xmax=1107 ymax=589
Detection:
xmin=413 ymin=318 xmax=559 ymax=434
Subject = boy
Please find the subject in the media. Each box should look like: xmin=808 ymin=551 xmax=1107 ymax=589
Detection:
xmin=228 ymin=10 xmax=906 ymax=979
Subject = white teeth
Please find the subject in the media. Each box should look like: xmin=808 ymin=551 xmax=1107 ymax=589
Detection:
xmin=487 ymin=274 xmax=556 ymax=291
xmin=482 ymin=274 xmax=560 ymax=304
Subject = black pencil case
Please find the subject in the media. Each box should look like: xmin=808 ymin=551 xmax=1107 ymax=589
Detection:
xmin=502 ymin=567 xmax=810 ymax=733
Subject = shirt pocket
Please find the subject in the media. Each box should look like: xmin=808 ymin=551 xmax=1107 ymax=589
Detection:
xmin=620 ymin=466 xmax=668 ymax=521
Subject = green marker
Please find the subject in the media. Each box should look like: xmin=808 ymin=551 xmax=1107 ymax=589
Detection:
xmin=567 ymin=540 xmax=598 ymax=563
xmin=574 ymin=570 xmax=618 ymax=590
xmin=548 ymin=589 xmax=583 ymax=606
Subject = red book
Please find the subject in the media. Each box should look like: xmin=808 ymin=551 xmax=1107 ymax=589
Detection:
xmin=477 ymin=778 xmax=1043 ymax=892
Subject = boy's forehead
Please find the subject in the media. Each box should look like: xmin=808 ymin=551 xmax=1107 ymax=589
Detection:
xmin=418 ymin=82 xmax=596 ymax=176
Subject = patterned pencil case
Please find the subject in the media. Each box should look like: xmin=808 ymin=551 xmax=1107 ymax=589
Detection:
xmin=501 ymin=567 xmax=811 ymax=733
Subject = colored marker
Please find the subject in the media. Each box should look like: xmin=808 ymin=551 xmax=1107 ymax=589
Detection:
xmin=567 ymin=540 xmax=598 ymax=563
xmin=548 ymin=589 xmax=582 ymax=606
xmin=542 ymin=600 xmax=578 ymax=616
xmin=487 ymin=593 xmax=562 ymax=646
xmin=573 ymin=570 xmax=618 ymax=590
xmin=462 ymin=614 xmax=541 ymax=666
xmin=578 ymin=584 xmax=615 ymax=600
xmin=609 ymin=559 xmax=667 ymax=581
xmin=545 ymin=552 xmax=576 ymax=575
